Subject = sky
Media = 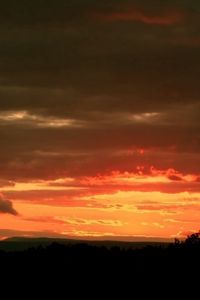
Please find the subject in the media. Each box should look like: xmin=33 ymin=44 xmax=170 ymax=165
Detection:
xmin=0 ymin=0 xmax=200 ymax=241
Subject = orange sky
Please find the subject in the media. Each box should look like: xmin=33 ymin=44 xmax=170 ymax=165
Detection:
xmin=1 ymin=166 xmax=200 ymax=240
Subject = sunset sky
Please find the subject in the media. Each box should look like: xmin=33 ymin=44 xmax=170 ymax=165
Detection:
xmin=0 ymin=0 xmax=200 ymax=240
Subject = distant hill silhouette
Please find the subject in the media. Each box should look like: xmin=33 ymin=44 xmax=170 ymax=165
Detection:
xmin=0 ymin=236 xmax=171 ymax=251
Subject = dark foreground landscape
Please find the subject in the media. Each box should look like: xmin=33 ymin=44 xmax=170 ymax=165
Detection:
xmin=1 ymin=232 xmax=200 ymax=293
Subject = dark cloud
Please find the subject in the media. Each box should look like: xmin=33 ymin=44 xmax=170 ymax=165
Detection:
xmin=0 ymin=121 xmax=199 ymax=180
xmin=0 ymin=194 xmax=18 ymax=215
xmin=0 ymin=0 xmax=199 ymax=181
xmin=167 ymin=175 xmax=183 ymax=181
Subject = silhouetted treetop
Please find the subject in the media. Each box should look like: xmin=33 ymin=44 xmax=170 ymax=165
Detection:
xmin=185 ymin=231 xmax=200 ymax=245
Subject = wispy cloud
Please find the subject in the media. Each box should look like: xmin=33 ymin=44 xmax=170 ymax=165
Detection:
xmin=93 ymin=8 xmax=185 ymax=26
xmin=55 ymin=216 xmax=124 ymax=227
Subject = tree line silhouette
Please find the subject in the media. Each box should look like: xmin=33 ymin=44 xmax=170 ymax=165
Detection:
xmin=0 ymin=232 xmax=199 ymax=272
xmin=0 ymin=231 xmax=199 ymax=295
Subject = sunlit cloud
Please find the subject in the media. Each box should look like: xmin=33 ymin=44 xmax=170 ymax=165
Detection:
xmin=129 ymin=112 xmax=161 ymax=123
xmin=80 ymin=167 xmax=200 ymax=189
xmin=0 ymin=180 xmax=84 ymax=192
xmin=0 ymin=111 xmax=28 ymax=121
xmin=0 ymin=110 xmax=83 ymax=128
xmin=61 ymin=230 xmax=116 ymax=238
xmin=55 ymin=216 xmax=124 ymax=227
